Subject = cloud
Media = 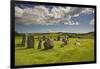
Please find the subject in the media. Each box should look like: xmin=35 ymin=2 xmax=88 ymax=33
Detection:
xmin=68 ymin=7 xmax=94 ymax=17
xmin=67 ymin=7 xmax=84 ymax=17
xmin=15 ymin=6 xmax=50 ymax=25
xmin=82 ymin=8 xmax=94 ymax=14
xmin=89 ymin=19 xmax=94 ymax=25
xmin=15 ymin=6 xmax=24 ymax=17
xmin=64 ymin=20 xmax=79 ymax=25
xmin=15 ymin=5 xmax=94 ymax=25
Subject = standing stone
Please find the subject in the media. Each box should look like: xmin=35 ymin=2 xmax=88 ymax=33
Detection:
xmin=43 ymin=38 xmax=54 ymax=50
xmin=22 ymin=34 xmax=25 ymax=45
xmin=37 ymin=36 xmax=40 ymax=40
xmin=65 ymin=35 xmax=69 ymax=42
xmin=21 ymin=34 xmax=34 ymax=48
xmin=27 ymin=34 xmax=34 ymax=48
xmin=25 ymin=34 xmax=28 ymax=47
xmin=38 ymin=37 xmax=42 ymax=49
xmin=43 ymin=35 xmax=46 ymax=40
xmin=57 ymin=36 xmax=60 ymax=41
xmin=60 ymin=37 xmax=68 ymax=48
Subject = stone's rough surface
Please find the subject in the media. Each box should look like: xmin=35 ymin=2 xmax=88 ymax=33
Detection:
xmin=61 ymin=38 xmax=68 ymax=48
xmin=22 ymin=34 xmax=25 ymax=45
xmin=57 ymin=36 xmax=60 ymax=41
xmin=27 ymin=34 xmax=34 ymax=48
xmin=43 ymin=38 xmax=54 ymax=49
xmin=21 ymin=34 xmax=34 ymax=48
xmin=43 ymin=35 xmax=46 ymax=40
xmin=38 ymin=38 xmax=42 ymax=49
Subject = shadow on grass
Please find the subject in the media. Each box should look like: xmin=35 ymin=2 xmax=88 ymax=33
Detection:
xmin=15 ymin=44 xmax=24 ymax=47
xmin=15 ymin=47 xmax=29 ymax=50
xmin=40 ymin=48 xmax=54 ymax=51
xmin=40 ymin=49 xmax=50 ymax=51
xmin=15 ymin=44 xmax=32 ymax=50
xmin=15 ymin=44 xmax=54 ymax=51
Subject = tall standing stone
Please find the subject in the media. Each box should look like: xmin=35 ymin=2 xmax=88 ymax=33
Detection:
xmin=22 ymin=34 xmax=25 ymax=45
xmin=38 ymin=38 xmax=42 ymax=49
xmin=21 ymin=34 xmax=34 ymax=48
xmin=25 ymin=34 xmax=28 ymax=48
xmin=43 ymin=35 xmax=46 ymax=40
xmin=27 ymin=34 xmax=34 ymax=48
xmin=43 ymin=38 xmax=54 ymax=49
xmin=60 ymin=37 xmax=68 ymax=48
xmin=57 ymin=36 xmax=60 ymax=41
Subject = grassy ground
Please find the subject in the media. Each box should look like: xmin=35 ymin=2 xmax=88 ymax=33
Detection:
xmin=15 ymin=35 xmax=94 ymax=66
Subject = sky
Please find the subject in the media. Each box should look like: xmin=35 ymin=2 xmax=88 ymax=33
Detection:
xmin=15 ymin=3 xmax=95 ymax=33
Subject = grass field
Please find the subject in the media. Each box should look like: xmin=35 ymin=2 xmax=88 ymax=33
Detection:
xmin=15 ymin=35 xmax=94 ymax=66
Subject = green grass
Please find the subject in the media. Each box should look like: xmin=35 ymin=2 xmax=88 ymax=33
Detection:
xmin=15 ymin=35 xmax=94 ymax=66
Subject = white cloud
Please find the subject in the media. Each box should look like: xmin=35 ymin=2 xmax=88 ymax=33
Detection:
xmin=15 ymin=5 xmax=94 ymax=25
xmin=67 ymin=7 xmax=84 ymax=17
xmin=64 ymin=20 xmax=79 ymax=25
xmin=90 ymin=19 xmax=94 ymax=25
xmin=15 ymin=6 xmax=24 ymax=17
xmin=82 ymin=8 xmax=94 ymax=14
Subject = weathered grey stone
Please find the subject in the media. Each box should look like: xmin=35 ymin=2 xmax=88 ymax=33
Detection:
xmin=38 ymin=37 xmax=42 ymax=49
xmin=57 ymin=36 xmax=60 ymax=41
xmin=21 ymin=34 xmax=34 ymax=48
xmin=22 ymin=34 xmax=25 ymax=45
xmin=60 ymin=37 xmax=68 ymax=48
xmin=27 ymin=34 xmax=34 ymax=48
xmin=43 ymin=35 xmax=46 ymax=40
xmin=43 ymin=38 xmax=54 ymax=49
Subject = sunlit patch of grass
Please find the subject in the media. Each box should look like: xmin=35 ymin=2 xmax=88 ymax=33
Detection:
xmin=15 ymin=36 xmax=94 ymax=66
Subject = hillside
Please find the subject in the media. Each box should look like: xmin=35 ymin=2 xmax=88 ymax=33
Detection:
xmin=15 ymin=31 xmax=94 ymax=39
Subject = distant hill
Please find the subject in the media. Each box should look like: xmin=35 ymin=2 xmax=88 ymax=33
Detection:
xmin=34 ymin=32 xmax=94 ymax=39
xmin=80 ymin=32 xmax=94 ymax=38
xmin=63 ymin=32 xmax=94 ymax=38
xmin=15 ymin=32 xmax=94 ymax=39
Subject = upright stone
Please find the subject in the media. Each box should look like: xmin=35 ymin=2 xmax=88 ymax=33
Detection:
xmin=60 ymin=37 xmax=68 ymax=48
xmin=22 ymin=34 xmax=25 ymax=45
xmin=38 ymin=38 xmax=42 ymax=49
xmin=43 ymin=35 xmax=46 ymax=40
xmin=27 ymin=34 xmax=34 ymax=48
xmin=25 ymin=34 xmax=28 ymax=48
xmin=57 ymin=36 xmax=60 ymax=41
xmin=43 ymin=38 xmax=54 ymax=49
